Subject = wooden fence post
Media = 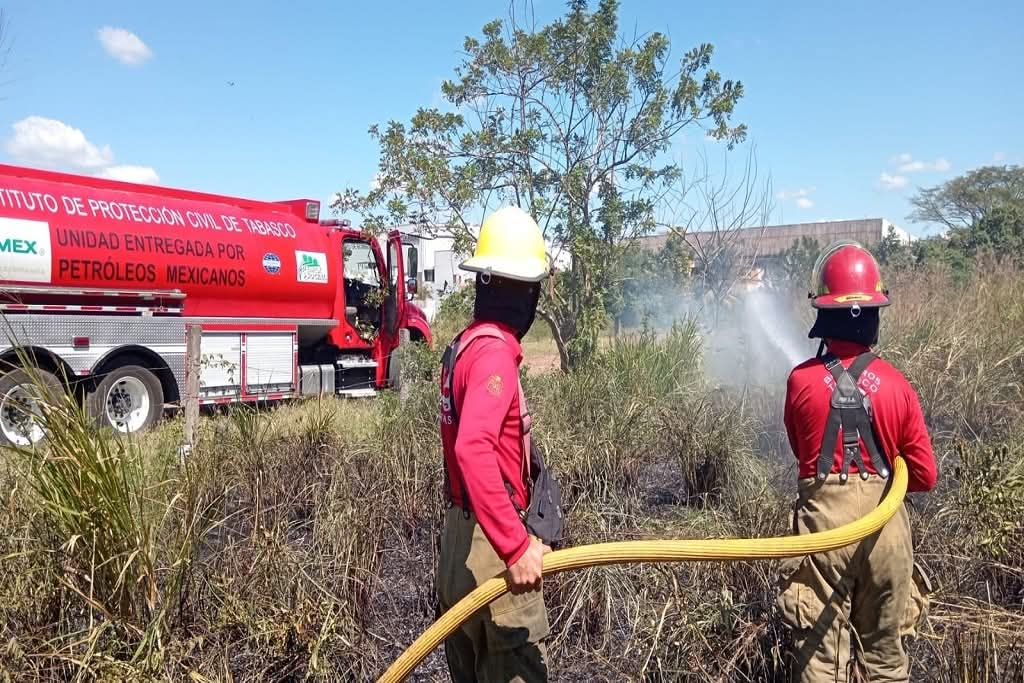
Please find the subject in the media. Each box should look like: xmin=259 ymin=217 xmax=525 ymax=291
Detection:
xmin=182 ymin=323 xmax=201 ymax=454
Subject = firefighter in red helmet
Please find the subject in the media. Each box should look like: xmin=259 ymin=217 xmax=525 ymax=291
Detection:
xmin=777 ymin=241 xmax=938 ymax=682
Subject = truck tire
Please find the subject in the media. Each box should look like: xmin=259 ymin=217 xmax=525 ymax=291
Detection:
xmin=389 ymin=329 xmax=412 ymax=402
xmin=0 ymin=367 xmax=63 ymax=448
xmin=86 ymin=364 xmax=164 ymax=436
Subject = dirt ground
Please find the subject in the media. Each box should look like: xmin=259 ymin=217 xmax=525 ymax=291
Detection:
xmin=521 ymin=336 xmax=562 ymax=374
xmin=520 ymin=331 xmax=627 ymax=375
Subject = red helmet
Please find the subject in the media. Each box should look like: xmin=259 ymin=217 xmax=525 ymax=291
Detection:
xmin=808 ymin=240 xmax=890 ymax=309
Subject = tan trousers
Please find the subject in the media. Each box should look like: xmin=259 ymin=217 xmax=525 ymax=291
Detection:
xmin=437 ymin=507 xmax=550 ymax=683
xmin=777 ymin=475 xmax=930 ymax=682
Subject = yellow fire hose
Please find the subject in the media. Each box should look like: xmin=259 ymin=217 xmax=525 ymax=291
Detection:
xmin=378 ymin=456 xmax=908 ymax=683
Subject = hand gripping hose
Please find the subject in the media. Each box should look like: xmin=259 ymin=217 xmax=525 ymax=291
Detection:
xmin=377 ymin=456 xmax=908 ymax=683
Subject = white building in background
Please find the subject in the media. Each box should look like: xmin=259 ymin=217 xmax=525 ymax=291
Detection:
xmin=430 ymin=249 xmax=461 ymax=291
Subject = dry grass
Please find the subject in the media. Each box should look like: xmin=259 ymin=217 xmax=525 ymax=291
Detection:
xmin=1 ymin=262 xmax=1023 ymax=681
xmin=881 ymin=259 xmax=1024 ymax=441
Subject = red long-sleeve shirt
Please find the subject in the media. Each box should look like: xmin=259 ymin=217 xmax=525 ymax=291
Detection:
xmin=441 ymin=320 xmax=530 ymax=567
xmin=784 ymin=340 xmax=938 ymax=493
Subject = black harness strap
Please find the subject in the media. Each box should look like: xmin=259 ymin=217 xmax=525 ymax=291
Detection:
xmin=816 ymin=352 xmax=891 ymax=482
xmin=441 ymin=335 xmax=471 ymax=517
xmin=816 ymin=354 xmax=845 ymax=479
xmin=848 ymin=353 xmax=891 ymax=480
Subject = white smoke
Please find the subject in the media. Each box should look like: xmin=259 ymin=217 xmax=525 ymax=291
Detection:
xmin=739 ymin=287 xmax=809 ymax=369
xmin=623 ymin=277 xmax=815 ymax=388
xmin=702 ymin=285 xmax=815 ymax=388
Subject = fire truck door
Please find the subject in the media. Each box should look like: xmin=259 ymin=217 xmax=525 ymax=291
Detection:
xmin=383 ymin=231 xmax=407 ymax=340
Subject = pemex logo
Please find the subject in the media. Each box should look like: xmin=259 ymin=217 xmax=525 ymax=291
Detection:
xmin=0 ymin=217 xmax=52 ymax=284
xmin=295 ymin=250 xmax=328 ymax=283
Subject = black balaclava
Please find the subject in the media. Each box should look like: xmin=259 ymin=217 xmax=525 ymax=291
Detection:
xmin=808 ymin=306 xmax=881 ymax=356
xmin=473 ymin=273 xmax=541 ymax=340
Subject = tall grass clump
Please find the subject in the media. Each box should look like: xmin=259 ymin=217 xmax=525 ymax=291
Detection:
xmin=530 ymin=323 xmax=703 ymax=513
xmin=0 ymin=354 xmax=207 ymax=678
xmin=513 ymin=320 xmax=791 ymax=679
xmin=14 ymin=385 xmax=162 ymax=621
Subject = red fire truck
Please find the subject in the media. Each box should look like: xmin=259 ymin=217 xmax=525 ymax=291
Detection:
xmin=0 ymin=163 xmax=432 ymax=447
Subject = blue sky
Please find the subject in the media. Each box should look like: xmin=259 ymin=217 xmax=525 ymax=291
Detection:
xmin=0 ymin=0 xmax=1020 ymax=237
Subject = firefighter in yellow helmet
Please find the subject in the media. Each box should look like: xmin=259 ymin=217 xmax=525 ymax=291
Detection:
xmin=437 ymin=206 xmax=563 ymax=683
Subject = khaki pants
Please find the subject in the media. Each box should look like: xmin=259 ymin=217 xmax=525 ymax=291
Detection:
xmin=776 ymin=475 xmax=930 ymax=682
xmin=437 ymin=507 xmax=550 ymax=683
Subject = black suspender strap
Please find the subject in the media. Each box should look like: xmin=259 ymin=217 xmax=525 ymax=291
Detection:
xmin=442 ymin=337 xmax=462 ymax=424
xmin=816 ymin=352 xmax=891 ymax=482
xmin=838 ymin=387 xmax=868 ymax=482
xmin=817 ymin=354 xmax=844 ymax=480
xmin=441 ymin=336 xmax=471 ymax=517
xmin=846 ymin=352 xmax=891 ymax=479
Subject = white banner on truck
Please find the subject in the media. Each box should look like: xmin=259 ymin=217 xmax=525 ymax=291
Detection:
xmin=0 ymin=217 xmax=52 ymax=283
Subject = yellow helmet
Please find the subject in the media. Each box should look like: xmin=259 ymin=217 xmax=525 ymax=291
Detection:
xmin=460 ymin=206 xmax=550 ymax=283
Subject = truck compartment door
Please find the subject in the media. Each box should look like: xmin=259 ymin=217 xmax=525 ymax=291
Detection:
xmin=199 ymin=329 xmax=298 ymax=401
xmin=200 ymin=333 xmax=242 ymax=400
xmin=245 ymin=332 xmax=296 ymax=395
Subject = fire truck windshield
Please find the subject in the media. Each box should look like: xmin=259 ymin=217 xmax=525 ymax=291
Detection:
xmin=344 ymin=240 xmax=381 ymax=286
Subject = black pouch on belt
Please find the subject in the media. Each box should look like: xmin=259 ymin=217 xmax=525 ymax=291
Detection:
xmin=506 ymin=442 xmax=565 ymax=549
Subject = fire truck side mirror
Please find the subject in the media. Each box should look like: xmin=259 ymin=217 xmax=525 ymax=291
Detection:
xmin=406 ymin=277 xmax=418 ymax=296
xmin=407 ymin=245 xmax=419 ymax=278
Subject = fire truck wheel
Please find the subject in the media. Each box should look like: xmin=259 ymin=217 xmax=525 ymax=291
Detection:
xmin=388 ymin=328 xmax=412 ymax=393
xmin=86 ymin=364 xmax=164 ymax=436
xmin=0 ymin=367 xmax=63 ymax=448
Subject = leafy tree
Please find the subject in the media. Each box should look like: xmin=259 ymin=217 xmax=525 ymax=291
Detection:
xmin=909 ymin=236 xmax=971 ymax=274
xmin=907 ymin=165 xmax=1024 ymax=273
xmin=779 ymin=235 xmax=820 ymax=283
xmin=910 ymin=165 xmax=1024 ymax=233
xmin=875 ymin=225 xmax=910 ymax=266
xmin=607 ymin=245 xmax=656 ymax=332
xmin=657 ymin=230 xmax=694 ymax=287
xmin=333 ymin=0 xmax=746 ymax=370
xmin=610 ymin=232 xmax=693 ymax=332
xmin=949 ymin=203 xmax=1024 ymax=262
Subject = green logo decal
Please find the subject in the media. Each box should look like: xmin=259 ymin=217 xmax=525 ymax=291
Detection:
xmin=0 ymin=238 xmax=38 ymax=254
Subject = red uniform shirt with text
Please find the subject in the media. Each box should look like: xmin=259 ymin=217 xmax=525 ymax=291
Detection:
xmin=784 ymin=340 xmax=938 ymax=492
xmin=441 ymin=320 xmax=531 ymax=567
